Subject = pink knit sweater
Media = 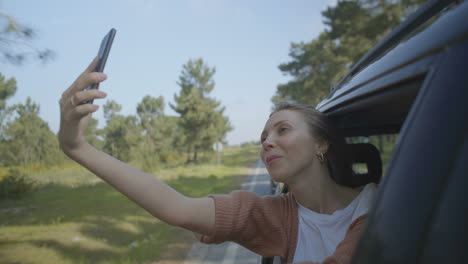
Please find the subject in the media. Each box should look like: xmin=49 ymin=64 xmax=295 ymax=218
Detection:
xmin=198 ymin=190 xmax=367 ymax=264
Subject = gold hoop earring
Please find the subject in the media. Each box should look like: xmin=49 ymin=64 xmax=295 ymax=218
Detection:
xmin=317 ymin=152 xmax=325 ymax=163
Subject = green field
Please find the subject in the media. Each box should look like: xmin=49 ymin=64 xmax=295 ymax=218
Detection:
xmin=0 ymin=145 xmax=259 ymax=264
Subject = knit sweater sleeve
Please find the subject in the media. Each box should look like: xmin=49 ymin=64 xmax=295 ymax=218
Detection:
xmin=197 ymin=190 xmax=298 ymax=258
xmin=294 ymin=214 xmax=367 ymax=264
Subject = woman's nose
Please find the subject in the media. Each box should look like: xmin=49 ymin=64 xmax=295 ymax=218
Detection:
xmin=262 ymin=138 xmax=274 ymax=151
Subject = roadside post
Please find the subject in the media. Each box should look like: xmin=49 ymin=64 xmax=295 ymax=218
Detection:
xmin=213 ymin=142 xmax=223 ymax=166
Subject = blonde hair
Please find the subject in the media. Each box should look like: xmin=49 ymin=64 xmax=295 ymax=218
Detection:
xmin=271 ymin=101 xmax=353 ymax=186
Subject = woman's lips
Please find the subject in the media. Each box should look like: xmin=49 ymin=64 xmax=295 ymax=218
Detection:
xmin=267 ymin=155 xmax=282 ymax=165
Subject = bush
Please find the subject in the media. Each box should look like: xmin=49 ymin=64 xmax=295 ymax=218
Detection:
xmin=0 ymin=168 xmax=36 ymax=199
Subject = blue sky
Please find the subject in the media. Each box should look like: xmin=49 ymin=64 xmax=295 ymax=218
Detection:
xmin=1 ymin=0 xmax=336 ymax=145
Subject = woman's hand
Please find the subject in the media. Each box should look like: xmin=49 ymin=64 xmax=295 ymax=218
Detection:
xmin=58 ymin=57 xmax=108 ymax=154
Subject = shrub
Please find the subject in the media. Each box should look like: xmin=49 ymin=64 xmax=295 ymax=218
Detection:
xmin=0 ymin=168 xmax=36 ymax=199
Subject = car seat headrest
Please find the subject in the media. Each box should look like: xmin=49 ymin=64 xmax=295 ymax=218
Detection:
xmin=347 ymin=143 xmax=382 ymax=187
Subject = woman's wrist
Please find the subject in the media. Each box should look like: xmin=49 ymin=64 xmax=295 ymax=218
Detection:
xmin=59 ymin=135 xmax=89 ymax=160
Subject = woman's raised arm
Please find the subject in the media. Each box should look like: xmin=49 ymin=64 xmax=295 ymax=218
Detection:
xmin=58 ymin=57 xmax=215 ymax=236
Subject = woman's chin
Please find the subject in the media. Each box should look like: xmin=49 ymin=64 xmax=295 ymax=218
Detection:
xmin=269 ymin=172 xmax=287 ymax=184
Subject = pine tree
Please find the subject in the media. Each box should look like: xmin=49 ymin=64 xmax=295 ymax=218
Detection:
xmin=100 ymin=100 xmax=140 ymax=162
xmin=135 ymin=95 xmax=177 ymax=170
xmin=274 ymin=0 xmax=426 ymax=106
xmin=171 ymin=58 xmax=232 ymax=163
xmin=0 ymin=73 xmax=17 ymax=136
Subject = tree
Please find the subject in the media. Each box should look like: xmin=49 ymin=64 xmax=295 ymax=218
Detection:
xmin=100 ymin=100 xmax=140 ymax=162
xmin=137 ymin=95 xmax=165 ymax=126
xmin=273 ymin=0 xmax=426 ymax=106
xmin=171 ymin=58 xmax=232 ymax=163
xmin=134 ymin=95 xmax=178 ymax=171
xmin=0 ymin=13 xmax=53 ymax=65
xmin=0 ymin=73 xmax=17 ymax=110
xmin=0 ymin=73 xmax=17 ymax=135
xmin=0 ymin=97 xmax=63 ymax=166
xmin=273 ymin=33 xmax=348 ymax=106
xmin=84 ymin=117 xmax=103 ymax=150
xmin=322 ymin=0 xmax=425 ymax=63
xmin=103 ymin=100 xmax=122 ymax=123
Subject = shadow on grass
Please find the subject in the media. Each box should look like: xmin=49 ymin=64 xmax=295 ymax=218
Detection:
xmin=0 ymin=173 xmax=249 ymax=263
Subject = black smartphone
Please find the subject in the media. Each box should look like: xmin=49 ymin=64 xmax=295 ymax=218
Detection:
xmin=82 ymin=28 xmax=116 ymax=104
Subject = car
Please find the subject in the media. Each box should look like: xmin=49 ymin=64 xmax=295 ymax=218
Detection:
xmin=262 ymin=0 xmax=468 ymax=263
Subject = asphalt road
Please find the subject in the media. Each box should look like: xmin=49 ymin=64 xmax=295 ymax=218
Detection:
xmin=183 ymin=159 xmax=272 ymax=264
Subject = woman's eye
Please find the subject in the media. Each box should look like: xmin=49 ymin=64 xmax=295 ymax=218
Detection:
xmin=279 ymin=127 xmax=288 ymax=133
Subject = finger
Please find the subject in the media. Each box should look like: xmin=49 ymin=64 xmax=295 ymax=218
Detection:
xmin=72 ymin=89 xmax=107 ymax=105
xmin=73 ymin=71 xmax=107 ymax=93
xmin=63 ymin=57 xmax=100 ymax=95
xmin=85 ymin=56 xmax=100 ymax=73
xmin=74 ymin=103 xmax=100 ymax=116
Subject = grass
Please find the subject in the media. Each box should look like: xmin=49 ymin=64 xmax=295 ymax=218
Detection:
xmin=0 ymin=145 xmax=260 ymax=264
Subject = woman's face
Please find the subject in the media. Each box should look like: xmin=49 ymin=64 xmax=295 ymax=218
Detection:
xmin=260 ymin=110 xmax=322 ymax=185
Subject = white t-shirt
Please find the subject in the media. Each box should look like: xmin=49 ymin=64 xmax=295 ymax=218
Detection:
xmin=292 ymin=183 xmax=377 ymax=263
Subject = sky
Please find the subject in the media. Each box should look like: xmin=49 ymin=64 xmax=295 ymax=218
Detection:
xmin=1 ymin=0 xmax=337 ymax=145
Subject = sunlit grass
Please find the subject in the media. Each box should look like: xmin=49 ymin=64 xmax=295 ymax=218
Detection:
xmin=0 ymin=144 xmax=259 ymax=264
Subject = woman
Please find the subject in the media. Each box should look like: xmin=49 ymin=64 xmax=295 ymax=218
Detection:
xmin=59 ymin=58 xmax=377 ymax=264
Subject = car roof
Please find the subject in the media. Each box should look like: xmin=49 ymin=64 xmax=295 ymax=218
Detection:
xmin=316 ymin=0 xmax=468 ymax=137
